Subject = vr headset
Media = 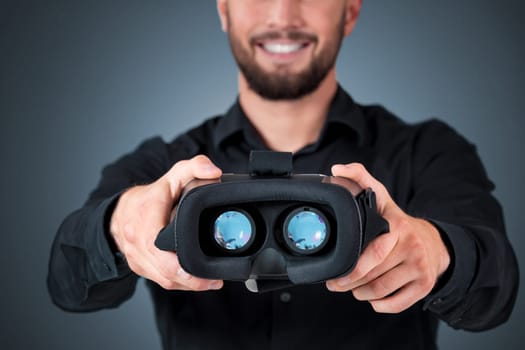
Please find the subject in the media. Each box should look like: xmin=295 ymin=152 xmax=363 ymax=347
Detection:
xmin=156 ymin=151 xmax=389 ymax=292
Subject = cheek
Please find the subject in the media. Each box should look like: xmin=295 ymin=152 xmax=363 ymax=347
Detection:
xmin=304 ymin=1 xmax=347 ymax=28
xmin=315 ymin=14 xmax=346 ymax=48
xmin=226 ymin=3 xmax=263 ymax=33
xmin=228 ymin=22 xmax=255 ymax=51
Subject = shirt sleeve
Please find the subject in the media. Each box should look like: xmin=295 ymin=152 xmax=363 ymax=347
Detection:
xmin=47 ymin=136 xmax=188 ymax=312
xmin=406 ymin=120 xmax=519 ymax=331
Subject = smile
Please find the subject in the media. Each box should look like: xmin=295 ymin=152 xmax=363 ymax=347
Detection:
xmin=262 ymin=43 xmax=307 ymax=54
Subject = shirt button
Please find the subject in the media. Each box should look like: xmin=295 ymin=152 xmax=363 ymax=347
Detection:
xmin=432 ymin=298 xmax=443 ymax=306
xmin=280 ymin=292 xmax=292 ymax=303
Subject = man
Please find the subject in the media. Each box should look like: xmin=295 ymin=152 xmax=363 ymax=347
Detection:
xmin=48 ymin=1 xmax=519 ymax=349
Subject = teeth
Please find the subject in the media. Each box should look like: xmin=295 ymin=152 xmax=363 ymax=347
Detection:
xmin=263 ymin=43 xmax=303 ymax=54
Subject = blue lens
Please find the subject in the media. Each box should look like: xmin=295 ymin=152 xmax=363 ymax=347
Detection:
xmin=214 ymin=210 xmax=254 ymax=251
xmin=286 ymin=208 xmax=328 ymax=252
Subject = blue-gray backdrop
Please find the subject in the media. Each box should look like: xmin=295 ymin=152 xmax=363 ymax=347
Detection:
xmin=1 ymin=1 xmax=523 ymax=349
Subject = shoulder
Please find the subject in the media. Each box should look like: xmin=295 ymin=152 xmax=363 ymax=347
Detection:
xmin=108 ymin=115 xmax=224 ymax=174
xmin=359 ymin=104 xmax=472 ymax=151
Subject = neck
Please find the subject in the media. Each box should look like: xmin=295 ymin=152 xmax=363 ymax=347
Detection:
xmin=238 ymin=70 xmax=338 ymax=153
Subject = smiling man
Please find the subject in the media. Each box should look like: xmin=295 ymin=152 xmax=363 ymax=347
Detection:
xmin=226 ymin=0 xmax=346 ymax=101
xmin=48 ymin=1 xmax=519 ymax=349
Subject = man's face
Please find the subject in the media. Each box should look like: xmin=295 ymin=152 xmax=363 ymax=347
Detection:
xmin=217 ymin=0 xmax=361 ymax=100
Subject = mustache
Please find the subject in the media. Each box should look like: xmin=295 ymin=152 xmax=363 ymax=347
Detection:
xmin=250 ymin=30 xmax=318 ymax=44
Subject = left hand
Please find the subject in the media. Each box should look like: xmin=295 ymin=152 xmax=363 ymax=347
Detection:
xmin=326 ymin=163 xmax=451 ymax=313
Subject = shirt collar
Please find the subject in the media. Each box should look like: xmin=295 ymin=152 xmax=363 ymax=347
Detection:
xmin=213 ymin=85 xmax=366 ymax=150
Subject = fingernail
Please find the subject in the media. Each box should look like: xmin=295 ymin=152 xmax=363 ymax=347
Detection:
xmin=177 ymin=268 xmax=191 ymax=280
xmin=209 ymin=281 xmax=222 ymax=290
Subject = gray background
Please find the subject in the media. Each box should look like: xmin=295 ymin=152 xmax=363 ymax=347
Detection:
xmin=1 ymin=1 xmax=523 ymax=349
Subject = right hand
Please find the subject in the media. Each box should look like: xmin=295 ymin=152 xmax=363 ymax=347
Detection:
xmin=109 ymin=155 xmax=224 ymax=291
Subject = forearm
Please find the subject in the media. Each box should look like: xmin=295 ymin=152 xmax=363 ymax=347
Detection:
xmin=423 ymin=219 xmax=519 ymax=331
xmin=47 ymin=136 xmax=203 ymax=309
xmin=403 ymin=120 xmax=519 ymax=330
xmin=47 ymin=195 xmax=139 ymax=312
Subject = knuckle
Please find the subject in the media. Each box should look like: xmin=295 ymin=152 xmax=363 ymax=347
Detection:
xmin=122 ymin=223 xmax=137 ymax=243
xmin=395 ymin=216 xmax=411 ymax=233
xmin=189 ymin=279 xmax=210 ymax=291
xmin=191 ymin=154 xmax=209 ymax=164
xmin=352 ymin=162 xmax=366 ymax=173
xmin=172 ymin=159 xmax=190 ymax=172
xmin=326 ymin=278 xmax=343 ymax=290
xmin=370 ymin=279 xmax=388 ymax=297
xmin=162 ymin=260 xmax=181 ymax=279
xmin=159 ymin=279 xmax=178 ymax=290
xmin=413 ymin=251 xmax=430 ymax=272
xmin=352 ymin=164 xmax=367 ymax=182
xmin=171 ymin=270 xmax=199 ymax=290
xmin=370 ymin=239 xmax=389 ymax=263
xmin=415 ymin=256 xmax=428 ymax=272
xmin=350 ymin=265 xmax=366 ymax=281
xmin=176 ymin=278 xmax=196 ymax=290
xmin=126 ymin=259 xmax=142 ymax=276
xmin=336 ymin=284 xmax=351 ymax=293
xmin=408 ymin=233 xmax=425 ymax=251
xmin=352 ymin=289 xmax=365 ymax=300
xmin=419 ymin=275 xmax=435 ymax=293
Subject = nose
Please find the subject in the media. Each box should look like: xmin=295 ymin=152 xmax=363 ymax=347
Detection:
xmin=267 ymin=0 xmax=304 ymax=29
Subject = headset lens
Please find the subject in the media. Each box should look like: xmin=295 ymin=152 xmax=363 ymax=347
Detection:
xmin=213 ymin=210 xmax=254 ymax=251
xmin=285 ymin=208 xmax=329 ymax=254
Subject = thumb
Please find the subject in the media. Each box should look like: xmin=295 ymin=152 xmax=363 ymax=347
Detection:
xmin=331 ymin=163 xmax=400 ymax=217
xmin=162 ymin=155 xmax=222 ymax=199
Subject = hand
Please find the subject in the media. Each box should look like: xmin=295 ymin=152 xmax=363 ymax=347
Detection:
xmin=110 ymin=155 xmax=224 ymax=291
xmin=326 ymin=163 xmax=451 ymax=313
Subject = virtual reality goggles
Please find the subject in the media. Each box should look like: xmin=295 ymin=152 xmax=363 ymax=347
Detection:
xmin=156 ymin=151 xmax=389 ymax=292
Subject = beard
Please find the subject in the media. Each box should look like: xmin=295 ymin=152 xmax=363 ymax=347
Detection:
xmin=227 ymin=14 xmax=346 ymax=101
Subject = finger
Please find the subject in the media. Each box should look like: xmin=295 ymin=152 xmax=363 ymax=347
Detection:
xmin=125 ymin=246 xmax=173 ymax=287
xmin=330 ymin=252 xmax=404 ymax=292
xmin=154 ymin=250 xmax=223 ymax=291
xmin=172 ymin=268 xmax=224 ymax=291
xmin=331 ymin=163 xmax=378 ymax=189
xmin=368 ymin=281 xmax=427 ymax=314
xmin=352 ymin=263 xmax=417 ymax=301
xmin=132 ymin=247 xmax=223 ymax=291
xmin=123 ymin=226 xmax=223 ymax=292
xmin=331 ymin=163 xmax=399 ymax=216
xmin=162 ymin=155 xmax=222 ymax=199
xmin=326 ymin=231 xmax=399 ymax=292
xmin=347 ymin=230 xmax=399 ymax=280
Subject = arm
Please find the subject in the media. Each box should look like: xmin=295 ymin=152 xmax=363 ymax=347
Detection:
xmin=47 ymin=194 xmax=138 ymax=312
xmin=326 ymin=121 xmax=519 ymax=331
xmin=407 ymin=121 xmax=519 ymax=330
xmin=47 ymin=137 xmax=223 ymax=311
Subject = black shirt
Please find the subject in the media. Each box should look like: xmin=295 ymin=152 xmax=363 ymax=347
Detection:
xmin=48 ymin=87 xmax=519 ymax=349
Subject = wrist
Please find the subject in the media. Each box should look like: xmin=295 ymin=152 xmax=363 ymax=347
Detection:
xmin=108 ymin=189 xmax=133 ymax=256
xmin=422 ymin=219 xmax=452 ymax=279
